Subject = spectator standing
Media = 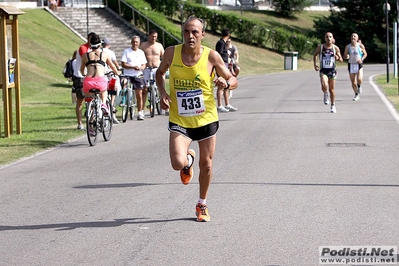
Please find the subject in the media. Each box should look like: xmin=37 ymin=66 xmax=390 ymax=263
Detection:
xmin=343 ymin=33 xmax=367 ymax=101
xmin=72 ymin=31 xmax=96 ymax=130
xmin=70 ymin=50 xmax=78 ymax=104
xmin=227 ymin=38 xmax=240 ymax=77
xmin=215 ymin=28 xmax=237 ymax=112
xmin=313 ymin=32 xmax=343 ymax=113
xmin=102 ymin=37 xmax=121 ymax=124
xmin=49 ymin=0 xmax=58 ymax=11
xmin=121 ymin=36 xmax=147 ymax=120
xmin=140 ymin=29 xmax=165 ymax=113
xmin=155 ymin=16 xmax=238 ymax=222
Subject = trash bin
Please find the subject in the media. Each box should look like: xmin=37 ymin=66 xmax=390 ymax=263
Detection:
xmin=284 ymin=51 xmax=298 ymax=70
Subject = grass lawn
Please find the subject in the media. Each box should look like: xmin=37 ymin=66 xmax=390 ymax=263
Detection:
xmin=0 ymin=9 xmax=84 ymax=165
xmin=375 ymin=74 xmax=399 ymax=111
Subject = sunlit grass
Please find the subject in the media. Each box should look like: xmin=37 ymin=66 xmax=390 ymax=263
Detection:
xmin=375 ymin=75 xmax=399 ymax=111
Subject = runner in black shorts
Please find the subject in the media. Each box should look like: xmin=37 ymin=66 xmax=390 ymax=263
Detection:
xmin=169 ymin=121 xmax=219 ymax=141
xmin=319 ymin=68 xmax=337 ymax=80
xmin=313 ymin=32 xmax=343 ymax=113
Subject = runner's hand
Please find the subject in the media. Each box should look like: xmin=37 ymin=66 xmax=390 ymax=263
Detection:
xmin=160 ymin=93 xmax=171 ymax=110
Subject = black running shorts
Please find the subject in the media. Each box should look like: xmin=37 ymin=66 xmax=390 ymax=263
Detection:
xmin=168 ymin=121 xmax=219 ymax=141
xmin=319 ymin=68 xmax=337 ymax=79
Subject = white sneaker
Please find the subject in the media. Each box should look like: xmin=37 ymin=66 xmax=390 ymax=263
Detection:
xmin=77 ymin=124 xmax=85 ymax=130
xmin=138 ymin=110 xmax=144 ymax=120
xmin=113 ymin=116 xmax=120 ymax=124
xmin=331 ymin=104 xmax=336 ymax=113
xmin=353 ymin=94 xmax=360 ymax=101
xmin=323 ymin=93 xmax=329 ymax=105
xmin=217 ymin=106 xmax=229 ymax=113
xmin=225 ymin=104 xmax=238 ymax=111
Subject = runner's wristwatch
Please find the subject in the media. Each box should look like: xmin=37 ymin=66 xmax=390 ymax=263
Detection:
xmin=226 ymin=80 xmax=230 ymax=89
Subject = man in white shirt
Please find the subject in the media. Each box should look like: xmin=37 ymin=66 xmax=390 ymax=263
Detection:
xmin=121 ymin=36 xmax=147 ymax=120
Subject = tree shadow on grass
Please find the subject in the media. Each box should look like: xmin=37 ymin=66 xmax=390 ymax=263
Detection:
xmin=0 ymin=139 xmax=64 ymax=149
xmin=50 ymin=82 xmax=72 ymax=89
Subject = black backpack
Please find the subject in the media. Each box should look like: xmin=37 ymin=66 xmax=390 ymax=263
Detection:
xmin=63 ymin=59 xmax=74 ymax=79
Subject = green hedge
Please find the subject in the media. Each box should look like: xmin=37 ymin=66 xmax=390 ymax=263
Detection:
xmin=107 ymin=0 xmax=318 ymax=57
xmin=183 ymin=1 xmax=319 ymax=57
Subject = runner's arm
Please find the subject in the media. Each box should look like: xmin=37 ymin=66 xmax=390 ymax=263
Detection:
xmin=313 ymin=46 xmax=320 ymax=71
xmin=156 ymin=46 xmax=173 ymax=110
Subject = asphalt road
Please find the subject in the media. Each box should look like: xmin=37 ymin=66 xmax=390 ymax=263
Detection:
xmin=1 ymin=65 xmax=398 ymax=266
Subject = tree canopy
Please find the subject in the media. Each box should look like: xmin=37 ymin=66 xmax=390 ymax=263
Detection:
xmin=272 ymin=0 xmax=313 ymax=17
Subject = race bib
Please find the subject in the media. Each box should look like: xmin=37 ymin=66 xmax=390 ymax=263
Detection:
xmin=322 ymin=58 xmax=334 ymax=69
xmin=176 ymin=89 xmax=205 ymax=116
xmin=350 ymin=63 xmax=359 ymax=74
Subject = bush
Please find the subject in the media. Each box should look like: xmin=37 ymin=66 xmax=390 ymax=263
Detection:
xmin=107 ymin=0 xmax=318 ymax=57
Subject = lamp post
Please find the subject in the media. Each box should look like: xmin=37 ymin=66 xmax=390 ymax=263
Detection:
xmin=86 ymin=0 xmax=89 ymax=37
xmin=180 ymin=0 xmax=186 ymax=42
xmin=180 ymin=4 xmax=183 ymax=41
xmin=384 ymin=0 xmax=391 ymax=83
xmin=397 ymin=0 xmax=399 ymax=95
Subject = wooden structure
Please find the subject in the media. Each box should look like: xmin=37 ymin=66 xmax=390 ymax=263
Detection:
xmin=0 ymin=5 xmax=24 ymax=137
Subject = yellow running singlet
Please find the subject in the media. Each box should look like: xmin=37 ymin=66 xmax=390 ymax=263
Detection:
xmin=169 ymin=44 xmax=218 ymax=128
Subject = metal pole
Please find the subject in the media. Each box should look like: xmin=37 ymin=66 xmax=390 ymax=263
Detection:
xmin=86 ymin=0 xmax=89 ymax=37
xmin=397 ymin=0 xmax=399 ymax=95
xmin=180 ymin=4 xmax=183 ymax=41
xmin=385 ymin=0 xmax=390 ymax=83
xmin=394 ymin=22 xmax=397 ymax=78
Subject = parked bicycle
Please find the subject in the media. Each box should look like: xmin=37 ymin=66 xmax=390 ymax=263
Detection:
xmin=146 ymin=67 xmax=162 ymax=117
xmin=118 ymin=75 xmax=137 ymax=123
xmin=106 ymin=70 xmax=121 ymax=121
xmin=85 ymin=89 xmax=113 ymax=146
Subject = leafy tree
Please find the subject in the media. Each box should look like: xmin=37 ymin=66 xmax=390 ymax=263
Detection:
xmin=272 ymin=0 xmax=313 ymax=17
xmin=146 ymin=0 xmax=179 ymax=17
xmin=313 ymin=0 xmax=397 ymax=63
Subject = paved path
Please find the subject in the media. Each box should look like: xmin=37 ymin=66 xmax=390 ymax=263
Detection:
xmin=1 ymin=65 xmax=398 ymax=266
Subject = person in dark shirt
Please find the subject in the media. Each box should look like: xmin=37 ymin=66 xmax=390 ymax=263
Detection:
xmin=215 ymin=28 xmax=238 ymax=113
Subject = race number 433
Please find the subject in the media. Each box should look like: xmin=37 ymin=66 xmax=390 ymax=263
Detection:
xmin=176 ymin=89 xmax=205 ymax=116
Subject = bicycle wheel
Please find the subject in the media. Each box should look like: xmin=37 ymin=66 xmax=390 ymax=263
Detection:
xmin=149 ymin=86 xmax=156 ymax=118
xmin=155 ymin=87 xmax=162 ymax=115
xmin=129 ymin=89 xmax=136 ymax=120
xmin=85 ymin=100 xmax=98 ymax=146
xmin=121 ymin=88 xmax=128 ymax=123
xmin=102 ymin=100 xmax=113 ymax=141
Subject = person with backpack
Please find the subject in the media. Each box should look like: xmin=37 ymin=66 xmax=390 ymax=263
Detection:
xmin=72 ymin=32 xmax=96 ymax=130
xmin=67 ymin=51 xmax=77 ymax=103
xmin=63 ymin=56 xmax=74 ymax=82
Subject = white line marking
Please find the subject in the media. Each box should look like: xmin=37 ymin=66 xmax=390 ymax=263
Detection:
xmin=369 ymin=74 xmax=399 ymax=124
